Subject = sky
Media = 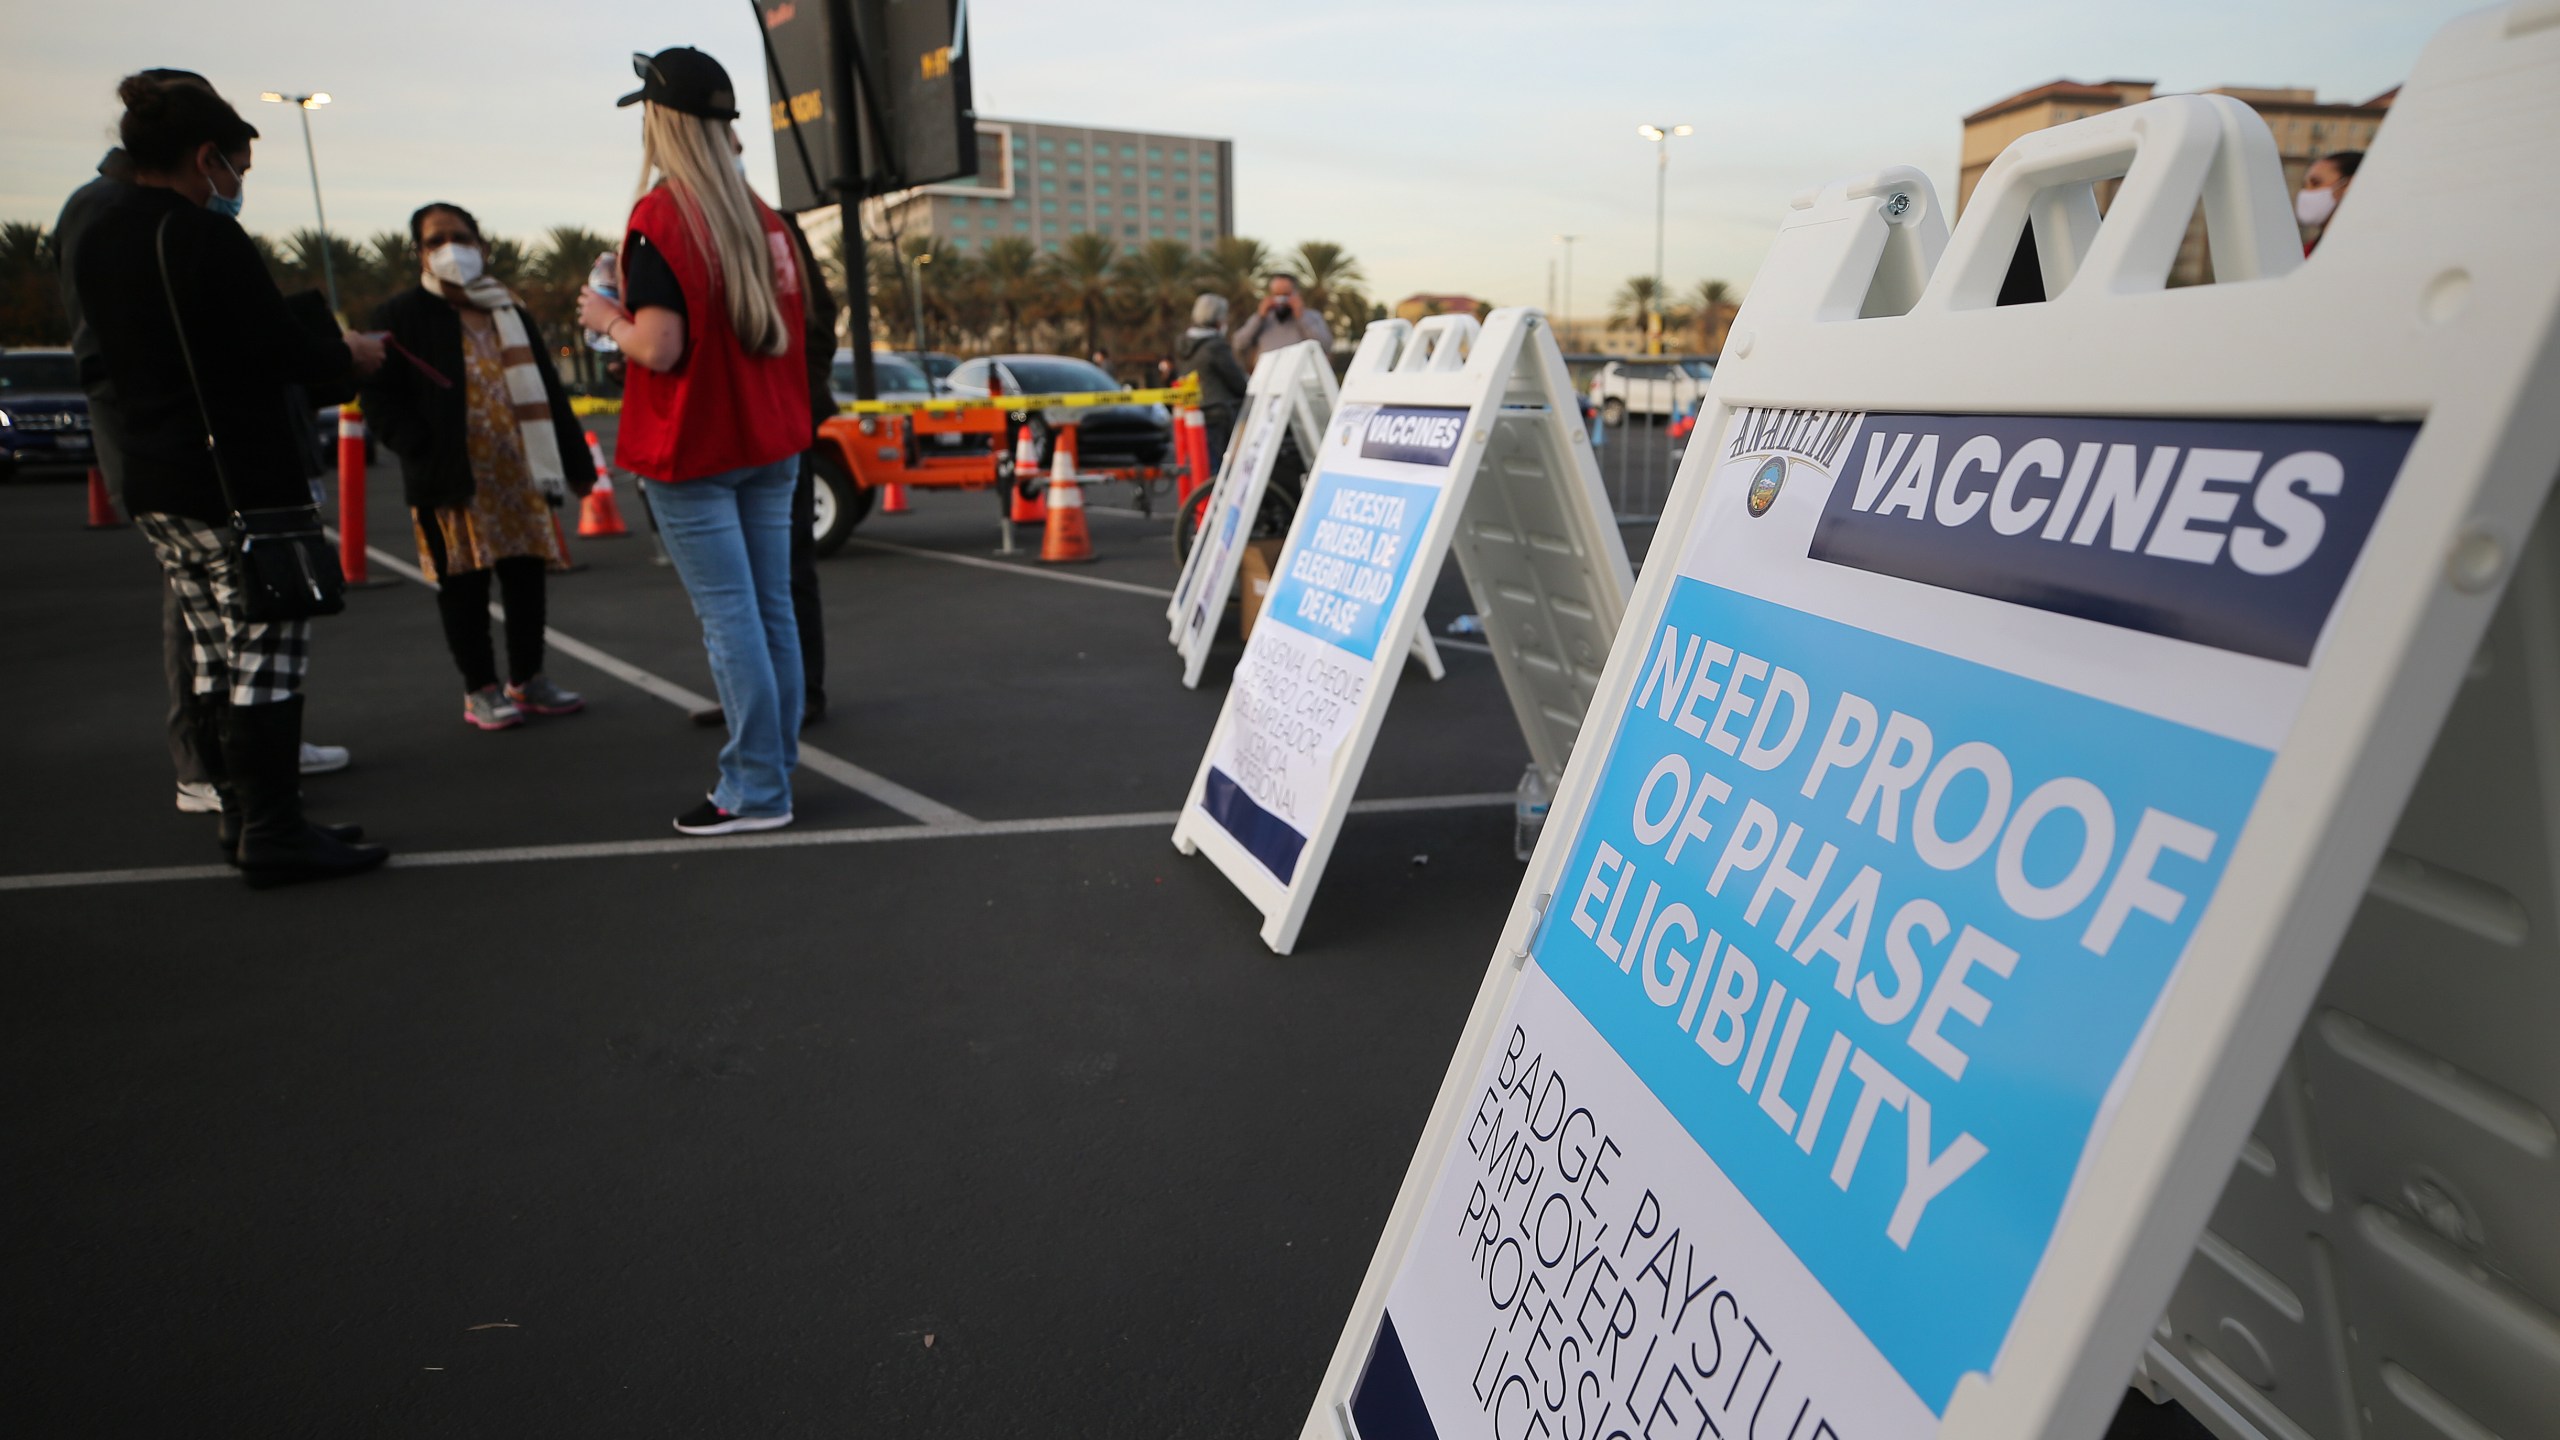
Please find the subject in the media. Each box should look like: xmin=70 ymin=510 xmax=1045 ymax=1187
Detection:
xmin=0 ymin=0 xmax=2474 ymax=318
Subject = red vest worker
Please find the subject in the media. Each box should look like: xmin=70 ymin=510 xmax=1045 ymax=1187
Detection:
xmin=580 ymin=47 xmax=814 ymax=835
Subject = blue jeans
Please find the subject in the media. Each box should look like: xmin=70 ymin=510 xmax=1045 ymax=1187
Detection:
xmin=647 ymin=458 xmax=803 ymax=817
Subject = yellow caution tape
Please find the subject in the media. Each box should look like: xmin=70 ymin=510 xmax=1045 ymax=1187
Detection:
xmin=569 ymin=395 xmax=623 ymax=417
xmin=839 ymin=375 xmax=1199 ymax=418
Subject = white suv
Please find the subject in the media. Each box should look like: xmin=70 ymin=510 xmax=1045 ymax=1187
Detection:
xmin=1588 ymin=358 xmax=1714 ymax=424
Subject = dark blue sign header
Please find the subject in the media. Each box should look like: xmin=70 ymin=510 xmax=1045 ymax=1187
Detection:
xmin=1357 ymin=406 xmax=1468 ymax=468
xmin=1806 ymin=412 xmax=2417 ymax=665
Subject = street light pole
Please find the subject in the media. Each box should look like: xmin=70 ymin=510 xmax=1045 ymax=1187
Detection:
xmin=1556 ymin=233 xmax=1578 ymax=348
xmin=261 ymin=91 xmax=338 ymax=316
xmin=907 ymin=249 xmax=934 ymax=389
xmin=1636 ymin=124 xmax=1691 ymax=355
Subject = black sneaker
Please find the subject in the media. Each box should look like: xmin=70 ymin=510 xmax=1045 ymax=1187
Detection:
xmin=673 ymin=797 xmax=793 ymax=836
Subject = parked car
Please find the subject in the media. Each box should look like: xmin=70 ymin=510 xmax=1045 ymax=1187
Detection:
xmin=1587 ymin=357 xmax=1714 ymax=424
xmin=944 ymin=354 xmax=1172 ymax=470
xmin=828 ymin=349 xmax=937 ymax=408
xmin=0 ymin=348 xmax=93 ymax=477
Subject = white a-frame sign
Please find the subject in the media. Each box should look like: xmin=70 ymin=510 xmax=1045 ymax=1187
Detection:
xmin=1168 ymin=339 xmax=1445 ymax=689
xmin=1175 ymin=310 xmax=1635 ymax=953
xmin=1305 ymin=10 xmax=2560 ymax=1440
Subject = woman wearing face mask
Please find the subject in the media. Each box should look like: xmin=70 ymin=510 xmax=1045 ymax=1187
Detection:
xmin=577 ymin=48 xmax=811 ymax=835
xmin=363 ymin=202 xmax=590 ymax=730
xmin=68 ymin=70 xmax=388 ymax=887
xmin=2296 ymin=150 xmax=2361 ymax=254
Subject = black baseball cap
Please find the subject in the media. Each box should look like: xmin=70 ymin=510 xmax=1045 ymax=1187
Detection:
xmin=618 ymin=47 xmax=738 ymax=121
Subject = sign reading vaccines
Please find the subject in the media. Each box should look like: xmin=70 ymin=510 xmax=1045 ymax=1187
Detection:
xmin=1199 ymin=404 xmax=1458 ymax=882
xmin=1352 ymin=407 xmax=2415 ymax=1436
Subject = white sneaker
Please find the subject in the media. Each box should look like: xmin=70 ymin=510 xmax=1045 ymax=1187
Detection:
xmin=175 ymin=780 xmax=222 ymax=813
xmin=300 ymin=741 xmax=352 ymax=775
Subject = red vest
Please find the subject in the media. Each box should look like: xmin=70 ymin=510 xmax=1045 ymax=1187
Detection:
xmin=613 ymin=185 xmax=811 ymax=483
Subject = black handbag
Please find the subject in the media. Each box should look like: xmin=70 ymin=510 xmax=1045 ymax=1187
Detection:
xmin=156 ymin=213 xmax=346 ymax=622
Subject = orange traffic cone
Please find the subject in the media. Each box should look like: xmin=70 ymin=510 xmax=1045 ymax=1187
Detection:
xmin=1174 ymin=408 xmax=1211 ymax=508
xmin=579 ymin=431 xmax=630 ymax=537
xmin=881 ymin=481 xmax=911 ymax=515
xmin=1008 ymin=422 xmax=1047 ymax=526
xmin=84 ymin=465 xmax=124 ymax=528
xmin=1039 ymin=425 xmax=1093 ymax=564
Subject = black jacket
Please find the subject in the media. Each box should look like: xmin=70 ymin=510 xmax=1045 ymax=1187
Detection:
xmin=66 ymin=183 xmax=354 ymax=523
xmin=788 ymin=221 xmax=838 ymax=432
xmin=361 ymin=286 xmax=586 ymax=511
xmin=1176 ymin=327 xmax=1249 ymax=413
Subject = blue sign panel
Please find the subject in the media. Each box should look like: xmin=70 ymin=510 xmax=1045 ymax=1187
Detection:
xmin=1263 ymin=470 xmax=1441 ymax=663
xmin=1530 ymin=578 xmax=2274 ymax=1410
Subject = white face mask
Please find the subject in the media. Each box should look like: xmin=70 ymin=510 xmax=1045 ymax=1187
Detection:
xmin=732 ymin=151 xmax=749 ymax=180
xmin=2295 ymin=186 xmax=2338 ymax=228
xmin=427 ymin=242 xmax=485 ymax=286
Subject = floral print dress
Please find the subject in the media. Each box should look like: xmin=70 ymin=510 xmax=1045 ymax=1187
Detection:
xmin=413 ymin=316 xmax=565 ymax=581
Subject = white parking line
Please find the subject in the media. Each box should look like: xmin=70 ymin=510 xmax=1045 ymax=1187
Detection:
xmin=350 ymin=539 xmax=972 ymax=826
xmin=849 ymin=537 xmax=1175 ymax=598
xmin=0 ymin=793 xmax=1513 ymax=893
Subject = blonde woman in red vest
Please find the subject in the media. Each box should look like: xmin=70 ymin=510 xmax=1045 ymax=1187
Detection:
xmin=579 ymin=48 xmax=812 ymax=835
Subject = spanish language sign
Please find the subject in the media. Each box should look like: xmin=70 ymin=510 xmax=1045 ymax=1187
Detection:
xmin=1352 ymin=407 xmax=2416 ymax=1438
xmin=1199 ymin=404 xmax=1461 ymax=882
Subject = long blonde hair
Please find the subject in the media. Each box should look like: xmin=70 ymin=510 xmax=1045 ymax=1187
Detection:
xmin=637 ymin=103 xmax=789 ymax=357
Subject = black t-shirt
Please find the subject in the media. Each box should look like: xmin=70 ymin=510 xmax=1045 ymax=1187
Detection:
xmin=623 ymin=234 xmax=686 ymax=318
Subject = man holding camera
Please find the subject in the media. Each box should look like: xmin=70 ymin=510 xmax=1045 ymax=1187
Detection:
xmin=1230 ymin=273 xmax=1333 ymax=373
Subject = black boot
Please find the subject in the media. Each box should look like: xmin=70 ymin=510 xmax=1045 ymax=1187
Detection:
xmin=220 ymin=695 xmax=388 ymax=889
xmin=202 ymin=694 xmax=361 ymax=860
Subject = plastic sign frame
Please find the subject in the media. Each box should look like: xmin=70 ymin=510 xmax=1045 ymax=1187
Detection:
xmin=1301 ymin=10 xmax=2560 ymax=1439
xmin=1168 ymin=341 xmax=1341 ymax=688
xmin=1174 ymin=309 xmax=1634 ymax=954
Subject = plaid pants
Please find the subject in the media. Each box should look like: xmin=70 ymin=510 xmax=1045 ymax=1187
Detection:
xmin=135 ymin=514 xmax=309 ymax=706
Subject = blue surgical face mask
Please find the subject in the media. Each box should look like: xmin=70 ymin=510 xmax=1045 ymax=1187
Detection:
xmin=203 ymin=152 xmax=245 ymax=219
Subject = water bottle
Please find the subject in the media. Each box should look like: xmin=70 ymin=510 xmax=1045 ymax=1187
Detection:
xmin=586 ymin=252 xmax=621 ymax=353
xmin=1513 ymin=762 xmax=1551 ymax=863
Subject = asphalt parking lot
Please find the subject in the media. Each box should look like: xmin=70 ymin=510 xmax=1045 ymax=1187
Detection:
xmin=3 ymin=449 xmax=1659 ymax=1436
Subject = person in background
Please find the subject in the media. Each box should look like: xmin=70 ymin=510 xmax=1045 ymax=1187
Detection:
xmin=363 ymin=201 xmax=590 ymax=730
xmin=68 ymin=71 xmax=387 ymax=886
xmin=52 ymin=70 xmax=354 ymax=818
xmin=1175 ymin=293 xmax=1248 ymax=472
xmin=2297 ymin=150 xmax=2361 ymax=254
xmin=579 ymin=47 xmax=810 ymax=836
xmin=1230 ymin=272 xmax=1332 ymax=373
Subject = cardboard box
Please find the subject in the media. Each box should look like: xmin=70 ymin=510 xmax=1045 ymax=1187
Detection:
xmin=1237 ymin=538 xmax=1285 ymax=642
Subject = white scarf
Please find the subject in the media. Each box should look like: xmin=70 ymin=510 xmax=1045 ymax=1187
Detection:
xmin=421 ymin=270 xmax=568 ymax=497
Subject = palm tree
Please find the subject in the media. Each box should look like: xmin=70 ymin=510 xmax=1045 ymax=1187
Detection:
xmin=525 ymin=227 xmax=616 ymax=384
xmin=1289 ymin=240 xmax=1364 ymax=315
xmin=1323 ymin=286 xmax=1374 ymax=351
xmin=280 ymin=227 xmax=370 ymax=315
xmin=1690 ymin=278 xmax=1735 ymax=353
xmin=483 ymin=235 xmax=531 ymax=287
xmin=1044 ymin=232 xmax=1120 ymax=358
xmin=0 ymin=221 xmax=65 ymax=345
xmin=1607 ymin=275 xmax=1663 ymax=333
xmin=1113 ymin=238 xmax=1198 ymax=360
xmin=1199 ymin=235 xmax=1271 ymax=320
xmin=977 ymin=235 xmax=1041 ymax=352
xmin=366 ymin=229 xmax=418 ymax=287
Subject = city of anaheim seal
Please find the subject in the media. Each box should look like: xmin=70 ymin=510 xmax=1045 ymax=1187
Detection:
xmin=1746 ymin=456 xmax=1786 ymax=516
